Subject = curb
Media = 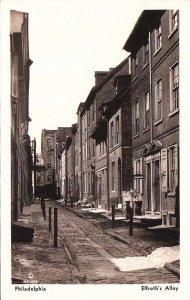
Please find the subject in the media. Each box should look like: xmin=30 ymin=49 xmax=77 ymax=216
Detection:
xmin=104 ymin=229 xmax=148 ymax=256
xmin=63 ymin=205 xmax=149 ymax=256
xmin=164 ymin=262 xmax=180 ymax=278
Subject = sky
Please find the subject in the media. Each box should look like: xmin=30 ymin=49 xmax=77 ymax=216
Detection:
xmin=3 ymin=0 xmax=188 ymax=153
xmin=4 ymin=0 xmax=146 ymax=152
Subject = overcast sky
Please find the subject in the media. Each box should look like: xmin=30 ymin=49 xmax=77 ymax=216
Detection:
xmin=2 ymin=0 xmax=188 ymax=154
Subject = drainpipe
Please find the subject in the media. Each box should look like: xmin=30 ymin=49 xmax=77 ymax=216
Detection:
xmin=148 ymin=28 xmax=154 ymax=214
xmin=106 ymin=117 xmax=110 ymax=211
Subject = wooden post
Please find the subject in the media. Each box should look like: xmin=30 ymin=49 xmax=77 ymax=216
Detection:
xmin=54 ymin=208 xmax=58 ymax=247
xmin=129 ymin=206 xmax=133 ymax=236
xmin=112 ymin=204 xmax=115 ymax=228
xmin=49 ymin=207 xmax=51 ymax=231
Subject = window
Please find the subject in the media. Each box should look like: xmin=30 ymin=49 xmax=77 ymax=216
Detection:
xmin=37 ymin=175 xmax=41 ymax=183
xmin=155 ymin=25 xmax=162 ymax=51
xmin=47 ymin=161 xmax=51 ymax=168
xmin=111 ymin=161 xmax=115 ymax=191
xmin=116 ymin=116 xmax=119 ymax=144
xmin=143 ymin=43 xmax=149 ymax=66
xmin=144 ymin=91 xmax=150 ymax=129
xmin=110 ymin=121 xmax=114 ymax=147
xmin=168 ymin=145 xmax=178 ymax=193
xmin=155 ymin=77 xmax=162 ymax=121
xmin=170 ymin=61 xmax=179 ymax=112
xmin=169 ymin=10 xmax=178 ymax=34
xmin=133 ymin=158 xmax=143 ymax=194
xmin=134 ymin=101 xmax=139 ymax=136
xmin=133 ymin=54 xmax=138 ymax=77
xmin=87 ymin=109 xmax=90 ymax=125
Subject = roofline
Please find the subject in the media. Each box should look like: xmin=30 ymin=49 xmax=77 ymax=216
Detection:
xmin=81 ymin=55 xmax=131 ymax=116
xmin=123 ymin=10 xmax=166 ymax=52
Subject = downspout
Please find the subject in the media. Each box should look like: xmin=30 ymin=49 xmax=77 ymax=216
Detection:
xmin=148 ymin=27 xmax=154 ymax=214
xmin=106 ymin=117 xmax=110 ymax=211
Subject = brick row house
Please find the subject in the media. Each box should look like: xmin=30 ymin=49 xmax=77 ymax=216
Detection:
xmin=123 ymin=10 xmax=179 ymax=226
xmin=10 ymin=10 xmax=33 ymax=221
xmin=53 ymin=10 xmax=179 ymax=227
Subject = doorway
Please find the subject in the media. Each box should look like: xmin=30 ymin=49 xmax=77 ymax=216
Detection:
xmin=147 ymin=163 xmax=151 ymax=211
xmin=154 ymin=160 xmax=160 ymax=211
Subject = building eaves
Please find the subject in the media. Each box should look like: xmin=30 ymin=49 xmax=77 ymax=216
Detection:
xmin=81 ymin=55 xmax=130 ymax=116
xmin=123 ymin=10 xmax=166 ymax=52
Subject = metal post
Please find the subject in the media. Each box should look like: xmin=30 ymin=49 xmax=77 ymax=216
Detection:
xmin=71 ymin=197 xmax=73 ymax=208
xmin=49 ymin=207 xmax=51 ymax=231
xmin=129 ymin=206 xmax=133 ymax=236
xmin=54 ymin=208 xmax=58 ymax=247
xmin=112 ymin=204 xmax=115 ymax=228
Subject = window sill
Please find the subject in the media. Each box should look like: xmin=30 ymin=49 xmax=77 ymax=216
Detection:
xmin=133 ymin=134 xmax=139 ymax=139
xmin=153 ymin=47 xmax=162 ymax=57
xmin=142 ymin=63 xmax=149 ymax=71
xmin=143 ymin=127 xmax=150 ymax=133
xmin=154 ymin=119 xmax=163 ymax=126
xmin=168 ymin=27 xmax=178 ymax=39
xmin=169 ymin=108 xmax=179 ymax=117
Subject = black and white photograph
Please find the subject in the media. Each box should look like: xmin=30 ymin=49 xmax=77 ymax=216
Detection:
xmin=1 ymin=0 xmax=190 ymax=299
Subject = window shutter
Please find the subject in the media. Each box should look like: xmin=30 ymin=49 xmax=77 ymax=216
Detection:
xmin=174 ymin=145 xmax=178 ymax=185
xmin=161 ymin=148 xmax=168 ymax=192
xmin=140 ymin=158 xmax=143 ymax=194
xmin=133 ymin=160 xmax=136 ymax=175
xmin=133 ymin=159 xmax=136 ymax=190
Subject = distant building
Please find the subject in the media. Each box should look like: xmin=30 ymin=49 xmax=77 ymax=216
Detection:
xmin=41 ymin=129 xmax=57 ymax=198
xmin=123 ymin=10 xmax=179 ymax=226
xmin=10 ymin=10 xmax=33 ymax=221
xmin=86 ymin=58 xmax=131 ymax=209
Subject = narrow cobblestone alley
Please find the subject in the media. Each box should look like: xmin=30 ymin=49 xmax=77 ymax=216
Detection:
xmin=12 ymin=202 xmax=179 ymax=284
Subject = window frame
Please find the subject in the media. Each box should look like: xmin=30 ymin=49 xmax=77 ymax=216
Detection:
xmin=155 ymin=24 xmax=162 ymax=52
xmin=169 ymin=60 xmax=179 ymax=114
xmin=155 ymin=76 xmax=163 ymax=122
xmin=144 ymin=90 xmax=150 ymax=129
xmin=169 ymin=10 xmax=178 ymax=35
xmin=134 ymin=101 xmax=139 ymax=136
xmin=143 ymin=42 xmax=149 ymax=66
xmin=115 ymin=115 xmax=119 ymax=145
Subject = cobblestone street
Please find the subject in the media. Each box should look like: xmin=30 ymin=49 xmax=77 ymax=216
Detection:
xmin=12 ymin=202 xmax=179 ymax=284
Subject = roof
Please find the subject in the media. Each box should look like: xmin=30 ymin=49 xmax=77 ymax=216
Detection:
xmin=81 ymin=55 xmax=130 ymax=116
xmin=123 ymin=10 xmax=166 ymax=52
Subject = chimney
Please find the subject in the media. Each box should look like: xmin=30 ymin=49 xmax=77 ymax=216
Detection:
xmin=94 ymin=71 xmax=109 ymax=86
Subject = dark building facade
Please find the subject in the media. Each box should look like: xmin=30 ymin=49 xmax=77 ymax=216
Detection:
xmin=10 ymin=10 xmax=33 ymax=221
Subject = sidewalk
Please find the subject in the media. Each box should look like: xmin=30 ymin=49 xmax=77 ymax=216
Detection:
xmin=63 ymin=204 xmax=180 ymax=277
xmin=12 ymin=202 xmax=80 ymax=284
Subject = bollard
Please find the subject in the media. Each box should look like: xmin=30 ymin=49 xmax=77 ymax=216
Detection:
xmin=112 ymin=204 xmax=115 ymax=228
xmin=71 ymin=197 xmax=73 ymax=208
xmin=49 ymin=207 xmax=51 ymax=231
xmin=44 ymin=201 xmax=46 ymax=220
xmin=129 ymin=206 xmax=133 ymax=236
xmin=54 ymin=208 xmax=58 ymax=247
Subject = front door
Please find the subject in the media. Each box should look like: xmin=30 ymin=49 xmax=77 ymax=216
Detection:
xmin=154 ymin=160 xmax=160 ymax=211
xmin=147 ymin=163 xmax=151 ymax=211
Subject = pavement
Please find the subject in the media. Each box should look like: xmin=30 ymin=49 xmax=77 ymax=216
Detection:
xmin=63 ymin=204 xmax=180 ymax=277
xmin=11 ymin=200 xmax=180 ymax=283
